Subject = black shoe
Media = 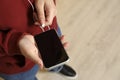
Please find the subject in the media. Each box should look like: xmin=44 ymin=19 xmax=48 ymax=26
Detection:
xmin=59 ymin=64 xmax=77 ymax=79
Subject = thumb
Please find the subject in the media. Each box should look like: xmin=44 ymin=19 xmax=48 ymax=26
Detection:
xmin=34 ymin=55 xmax=44 ymax=69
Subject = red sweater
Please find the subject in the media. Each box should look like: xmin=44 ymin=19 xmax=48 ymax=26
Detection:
xmin=0 ymin=0 xmax=57 ymax=74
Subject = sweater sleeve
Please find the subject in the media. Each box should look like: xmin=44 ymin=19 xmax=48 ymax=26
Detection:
xmin=0 ymin=28 xmax=26 ymax=56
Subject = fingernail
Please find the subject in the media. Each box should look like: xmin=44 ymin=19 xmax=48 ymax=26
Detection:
xmin=41 ymin=24 xmax=45 ymax=28
xmin=34 ymin=22 xmax=40 ymax=25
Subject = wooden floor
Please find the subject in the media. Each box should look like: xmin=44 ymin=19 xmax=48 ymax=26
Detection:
xmin=0 ymin=0 xmax=120 ymax=80
xmin=37 ymin=0 xmax=120 ymax=80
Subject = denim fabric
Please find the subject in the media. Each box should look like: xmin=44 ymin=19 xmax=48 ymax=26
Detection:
xmin=0 ymin=65 xmax=39 ymax=80
xmin=0 ymin=27 xmax=63 ymax=80
xmin=56 ymin=27 xmax=62 ymax=37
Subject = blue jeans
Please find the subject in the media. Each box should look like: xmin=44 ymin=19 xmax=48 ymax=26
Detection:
xmin=0 ymin=65 xmax=39 ymax=80
xmin=0 ymin=27 xmax=63 ymax=80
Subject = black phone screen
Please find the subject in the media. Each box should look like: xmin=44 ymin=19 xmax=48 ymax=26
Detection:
xmin=34 ymin=29 xmax=69 ymax=68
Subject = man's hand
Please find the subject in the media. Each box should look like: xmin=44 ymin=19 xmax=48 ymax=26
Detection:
xmin=18 ymin=34 xmax=44 ymax=69
xmin=34 ymin=0 xmax=57 ymax=27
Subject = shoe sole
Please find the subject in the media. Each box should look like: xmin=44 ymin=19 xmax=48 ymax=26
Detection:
xmin=59 ymin=72 xmax=78 ymax=79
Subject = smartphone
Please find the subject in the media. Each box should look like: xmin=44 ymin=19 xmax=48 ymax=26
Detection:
xmin=34 ymin=29 xmax=69 ymax=70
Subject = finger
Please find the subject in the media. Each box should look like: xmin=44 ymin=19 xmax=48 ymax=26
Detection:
xmin=35 ymin=1 xmax=45 ymax=27
xmin=33 ymin=7 xmax=45 ymax=27
xmin=44 ymin=0 xmax=56 ymax=26
xmin=33 ymin=12 xmax=40 ymax=25
xmin=60 ymin=35 xmax=65 ymax=43
xmin=45 ymin=10 xmax=54 ymax=26
xmin=60 ymin=35 xmax=69 ymax=49
xmin=33 ymin=12 xmax=39 ymax=23
xmin=63 ymin=42 xmax=69 ymax=49
xmin=29 ymin=50 xmax=44 ymax=69
xmin=32 ymin=47 xmax=44 ymax=69
xmin=34 ymin=56 xmax=44 ymax=69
